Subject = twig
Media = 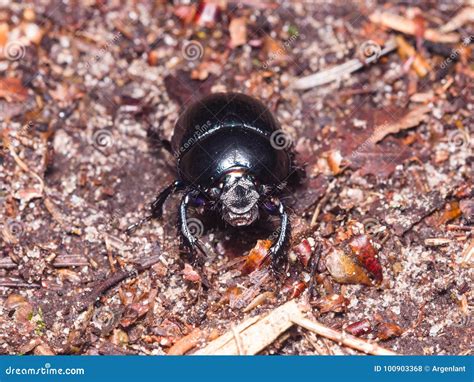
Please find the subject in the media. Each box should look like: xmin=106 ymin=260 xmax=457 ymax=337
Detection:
xmin=291 ymin=315 xmax=397 ymax=355
xmin=439 ymin=7 xmax=474 ymax=33
xmin=167 ymin=328 xmax=205 ymax=355
xmin=369 ymin=10 xmax=460 ymax=43
xmin=292 ymin=39 xmax=397 ymax=90
xmin=231 ymin=325 xmax=245 ymax=355
xmin=194 ymin=303 xmax=296 ymax=355
xmin=77 ymin=255 xmax=161 ymax=310
xmin=195 ymin=300 xmax=397 ymax=355
xmin=0 ymin=277 xmax=40 ymax=288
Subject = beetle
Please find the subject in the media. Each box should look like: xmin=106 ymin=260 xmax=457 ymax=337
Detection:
xmin=127 ymin=92 xmax=298 ymax=271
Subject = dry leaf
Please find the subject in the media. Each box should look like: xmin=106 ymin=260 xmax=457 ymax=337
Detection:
xmin=314 ymin=294 xmax=349 ymax=313
xmin=325 ymin=248 xmax=372 ymax=285
xmin=370 ymin=105 xmax=430 ymax=143
xmin=376 ymin=322 xmax=404 ymax=340
xmin=168 ymin=328 xmax=203 ymax=355
xmin=348 ymin=234 xmax=383 ymax=284
xmin=241 ymin=240 xmax=271 ymax=275
xmin=0 ymin=78 xmax=28 ymax=102
xmin=182 ymin=263 xmax=201 ymax=283
xmin=292 ymin=238 xmax=313 ymax=267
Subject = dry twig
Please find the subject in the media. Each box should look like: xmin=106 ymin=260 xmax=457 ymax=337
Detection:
xmin=195 ymin=300 xmax=397 ymax=355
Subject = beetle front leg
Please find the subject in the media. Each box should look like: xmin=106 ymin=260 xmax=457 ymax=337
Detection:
xmin=179 ymin=191 xmax=211 ymax=263
xmin=179 ymin=192 xmax=197 ymax=251
xmin=126 ymin=180 xmax=184 ymax=234
xmin=268 ymin=200 xmax=290 ymax=274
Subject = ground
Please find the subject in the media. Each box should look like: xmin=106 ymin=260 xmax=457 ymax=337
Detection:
xmin=0 ymin=0 xmax=472 ymax=355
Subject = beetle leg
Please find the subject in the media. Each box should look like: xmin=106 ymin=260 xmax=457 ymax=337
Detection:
xmin=126 ymin=180 xmax=184 ymax=235
xmin=179 ymin=192 xmax=197 ymax=251
xmin=178 ymin=191 xmax=211 ymax=260
xmin=268 ymin=200 xmax=290 ymax=274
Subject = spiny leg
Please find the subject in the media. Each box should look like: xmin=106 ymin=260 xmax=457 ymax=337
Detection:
xmin=268 ymin=200 xmax=290 ymax=274
xmin=179 ymin=191 xmax=210 ymax=263
xmin=126 ymin=180 xmax=184 ymax=234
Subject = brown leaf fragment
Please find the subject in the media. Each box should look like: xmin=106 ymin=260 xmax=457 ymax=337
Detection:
xmin=283 ymin=280 xmax=306 ymax=299
xmin=120 ymin=302 xmax=150 ymax=327
xmin=370 ymin=105 xmax=430 ymax=143
xmin=34 ymin=343 xmax=55 ymax=355
xmin=168 ymin=328 xmax=204 ymax=355
xmin=437 ymin=201 xmax=462 ymax=226
xmin=0 ymin=78 xmax=28 ymax=102
xmin=349 ymin=234 xmax=383 ymax=283
xmin=376 ymin=322 xmax=404 ymax=341
xmin=292 ymin=238 xmax=313 ymax=267
xmin=325 ymin=248 xmax=372 ymax=285
xmin=345 ymin=319 xmax=373 ymax=336
xmin=182 ymin=263 xmax=201 ymax=283
xmin=241 ymin=240 xmax=271 ymax=275
xmin=313 ymin=294 xmax=349 ymax=313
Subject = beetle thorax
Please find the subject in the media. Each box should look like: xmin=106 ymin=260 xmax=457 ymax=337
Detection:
xmin=220 ymin=172 xmax=259 ymax=227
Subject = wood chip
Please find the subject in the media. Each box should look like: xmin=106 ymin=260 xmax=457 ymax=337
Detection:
xmin=195 ymin=300 xmax=397 ymax=355
xmin=439 ymin=7 xmax=474 ymax=33
xmin=369 ymin=10 xmax=460 ymax=43
xmin=194 ymin=300 xmax=300 ymax=355
xmin=168 ymin=328 xmax=204 ymax=355
xmin=424 ymin=238 xmax=452 ymax=246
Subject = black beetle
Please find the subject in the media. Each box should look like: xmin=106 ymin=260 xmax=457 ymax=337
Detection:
xmin=128 ymin=93 xmax=298 ymax=270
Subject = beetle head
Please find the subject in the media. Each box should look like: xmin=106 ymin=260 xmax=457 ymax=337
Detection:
xmin=219 ymin=172 xmax=260 ymax=227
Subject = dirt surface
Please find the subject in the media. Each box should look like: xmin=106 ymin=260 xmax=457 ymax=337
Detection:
xmin=0 ymin=1 xmax=472 ymax=355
